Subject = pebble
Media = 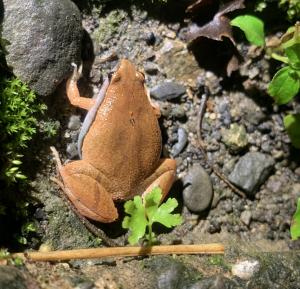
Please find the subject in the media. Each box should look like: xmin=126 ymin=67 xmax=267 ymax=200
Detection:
xmin=228 ymin=152 xmax=275 ymax=196
xmin=190 ymin=275 xmax=238 ymax=289
xmin=221 ymin=123 xmax=248 ymax=153
xmin=183 ymin=164 xmax=213 ymax=213
xmin=66 ymin=143 xmax=79 ymax=159
xmin=240 ymin=210 xmax=252 ymax=226
xmin=231 ymin=260 xmax=260 ymax=280
xmin=171 ymin=127 xmax=188 ymax=157
xmin=144 ymin=61 xmax=159 ymax=75
xmin=144 ymin=31 xmax=156 ymax=45
xmin=150 ymin=81 xmax=186 ymax=100
xmin=68 ymin=115 xmax=81 ymax=130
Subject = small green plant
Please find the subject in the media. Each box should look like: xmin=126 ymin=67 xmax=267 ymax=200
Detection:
xmin=0 ymin=77 xmax=47 ymax=184
xmin=122 ymin=187 xmax=182 ymax=245
xmin=255 ymin=0 xmax=300 ymax=22
xmin=291 ymin=198 xmax=300 ymax=240
xmin=0 ymin=248 xmax=23 ymax=266
xmin=268 ymin=23 xmax=300 ymax=149
xmin=231 ymin=15 xmax=265 ymax=46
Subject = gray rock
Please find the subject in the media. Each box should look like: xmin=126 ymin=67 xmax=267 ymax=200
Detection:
xmin=171 ymin=127 xmax=188 ymax=157
xmin=2 ymin=0 xmax=82 ymax=96
xmin=146 ymin=257 xmax=202 ymax=289
xmin=228 ymin=152 xmax=275 ymax=196
xmin=0 ymin=266 xmax=37 ymax=289
xmin=183 ymin=164 xmax=213 ymax=213
xmin=221 ymin=123 xmax=248 ymax=153
xmin=68 ymin=115 xmax=81 ymax=131
xmin=150 ymin=82 xmax=186 ymax=100
xmin=190 ymin=275 xmax=241 ymax=289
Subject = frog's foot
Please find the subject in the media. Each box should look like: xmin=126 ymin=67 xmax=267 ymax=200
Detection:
xmin=142 ymin=158 xmax=177 ymax=201
xmin=59 ymin=160 xmax=118 ymax=223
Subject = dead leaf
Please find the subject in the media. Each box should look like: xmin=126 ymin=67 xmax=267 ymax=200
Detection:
xmin=185 ymin=0 xmax=245 ymax=43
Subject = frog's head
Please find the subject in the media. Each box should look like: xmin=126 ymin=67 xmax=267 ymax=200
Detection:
xmin=110 ymin=59 xmax=145 ymax=88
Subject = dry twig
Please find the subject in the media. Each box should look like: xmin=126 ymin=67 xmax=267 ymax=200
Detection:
xmin=12 ymin=243 xmax=224 ymax=262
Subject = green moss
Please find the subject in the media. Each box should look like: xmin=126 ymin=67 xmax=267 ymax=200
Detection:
xmin=0 ymin=77 xmax=47 ymax=184
xmin=208 ymin=255 xmax=231 ymax=270
xmin=92 ymin=10 xmax=127 ymax=44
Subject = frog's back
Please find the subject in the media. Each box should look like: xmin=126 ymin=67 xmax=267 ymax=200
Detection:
xmin=81 ymin=60 xmax=162 ymax=197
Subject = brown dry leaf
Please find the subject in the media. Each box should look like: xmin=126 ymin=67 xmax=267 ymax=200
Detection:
xmin=185 ymin=0 xmax=245 ymax=44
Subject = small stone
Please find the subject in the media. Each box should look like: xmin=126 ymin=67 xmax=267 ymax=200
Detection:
xmin=144 ymin=62 xmax=159 ymax=75
xmin=171 ymin=127 xmax=188 ymax=157
xmin=231 ymin=260 xmax=260 ymax=280
xmin=150 ymin=82 xmax=186 ymax=100
xmin=240 ymin=210 xmax=252 ymax=226
xmin=68 ymin=115 xmax=81 ymax=130
xmin=183 ymin=164 xmax=213 ymax=213
xmin=66 ymin=143 xmax=78 ymax=159
xmin=145 ymin=31 xmax=156 ymax=45
xmin=228 ymin=152 xmax=275 ymax=196
xmin=190 ymin=275 xmax=237 ymax=289
xmin=221 ymin=123 xmax=248 ymax=153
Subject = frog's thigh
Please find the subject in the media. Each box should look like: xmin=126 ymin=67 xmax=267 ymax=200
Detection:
xmin=143 ymin=158 xmax=176 ymax=200
xmin=59 ymin=160 xmax=118 ymax=223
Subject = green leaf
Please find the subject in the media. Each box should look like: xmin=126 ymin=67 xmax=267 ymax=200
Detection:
xmin=285 ymin=43 xmax=300 ymax=69
xmin=231 ymin=15 xmax=265 ymax=46
xmin=122 ymin=196 xmax=147 ymax=245
xmin=291 ymin=198 xmax=300 ymax=240
xmin=284 ymin=114 xmax=300 ymax=149
xmin=151 ymin=198 xmax=182 ymax=228
xmin=268 ymin=66 xmax=300 ymax=104
xmin=144 ymin=187 xmax=182 ymax=228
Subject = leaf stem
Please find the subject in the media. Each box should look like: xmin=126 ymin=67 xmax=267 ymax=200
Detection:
xmin=271 ymin=53 xmax=289 ymax=64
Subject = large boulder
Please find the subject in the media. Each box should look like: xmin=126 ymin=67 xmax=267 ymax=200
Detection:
xmin=2 ymin=0 xmax=82 ymax=96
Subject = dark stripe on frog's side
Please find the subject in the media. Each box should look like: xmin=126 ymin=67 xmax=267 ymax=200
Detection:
xmin=77 ymin=77 xmax=110 ymax=158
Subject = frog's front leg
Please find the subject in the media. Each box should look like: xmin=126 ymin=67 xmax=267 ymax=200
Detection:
xmin=142 ymin=158 xmax=177 ymax=200
xmin=59 ymin=160 xmax=118 ymax=223
xmin=66 ymin=64 xmax=96 ymax=110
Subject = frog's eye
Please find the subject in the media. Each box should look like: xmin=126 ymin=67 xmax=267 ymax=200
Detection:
xmin=136 ymin=71 xmax=145 ymax=82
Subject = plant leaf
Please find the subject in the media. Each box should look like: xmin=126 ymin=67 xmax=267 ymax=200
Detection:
xmin=231 ymin=15 xmax=265 ymax=46
xmin=122 ymin=196 xmax=147 ymax=245
xmin=268 ymin=66 xmax=300 ymax=105
xmin=291 ymin=198 xmax=300 ymax=240
xmin=151 ymin=198 xmax=182 ymax=228
xmin=284 ymin=114 xmax=300 ymax=149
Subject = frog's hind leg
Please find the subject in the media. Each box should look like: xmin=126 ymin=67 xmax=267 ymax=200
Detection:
xmin=58 ymin=160 xmax=119 ymax=223
xmin=142 ymin=158 xmax=177 ymax=201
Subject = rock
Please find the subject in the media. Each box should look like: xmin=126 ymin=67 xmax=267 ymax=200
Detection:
xmin=231 ymin=260 xmax=260 ymax=280
xmin=68 ymin=115 xmax=81 ymax=131
xmin=156 ymin=39 xmax=203 ymax=87
xmin=171 ymin=127 xmax=188 ymax=157
xmin=150 ymin=82 xmax=186 ymax=101
xmin=228 ymin=152 xmax=275 ymax=196
xmin=221 ymin=123 xmax=248 ymax=153
xmin=66 ymin=143 xmax=79 ymax=159
xmin=2 ymin=0 xmax=82 ymax=96
xmin=144 ymin=62 xmax=159 ymax=75
xmin=240 ymin=210 xmax=252 ymax=226
xmin=0 ymin=266 xmax=38 ymax=289
xmin=230 ymin=93 xmax=266 ymax=125
xmin=183 ymin=164 xmax=213 ymax=213
xmin=146 ymin=257 xmax=202 ymax=289
xmin=190 ymin=275 xmax=241 ymax=289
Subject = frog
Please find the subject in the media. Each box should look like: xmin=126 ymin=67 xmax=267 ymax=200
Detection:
xmin=55 ymin=59 xmax=176 ymax=223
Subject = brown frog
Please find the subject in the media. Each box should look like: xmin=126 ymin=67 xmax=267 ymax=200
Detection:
xmin=56 ymin=59 xmax=176 ymax=223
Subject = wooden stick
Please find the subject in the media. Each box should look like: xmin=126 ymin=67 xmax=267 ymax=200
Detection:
xmin=12 ymin=244 xmax=224 ymax=262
